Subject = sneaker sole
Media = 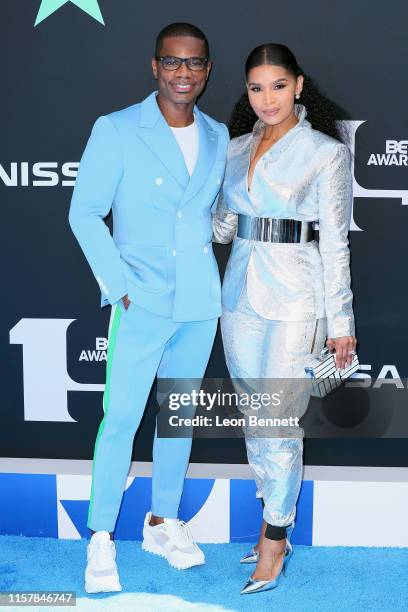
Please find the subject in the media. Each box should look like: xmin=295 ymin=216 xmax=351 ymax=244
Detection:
xmin=141 ymin=540 xmax=166 ymax=558
xmin=167 ymin=556 xmax=205 ymax=570
xmin=85 ymin=581 xmax=122 ymax=594
xmin=142 ymin=538 xmax=205 ymax=570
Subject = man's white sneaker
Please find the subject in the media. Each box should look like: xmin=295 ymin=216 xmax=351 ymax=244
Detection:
xmin=142 ymin=511 xmax=205 ymax=570
xmin=85 ymin=531 xmax=122 ymax=593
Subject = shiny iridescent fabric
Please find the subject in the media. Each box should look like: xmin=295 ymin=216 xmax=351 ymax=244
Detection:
xmin=213 ymin=104 xmax=355 ymax=528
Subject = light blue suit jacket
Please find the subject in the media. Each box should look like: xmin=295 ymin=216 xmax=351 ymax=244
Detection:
xmin=69 ymin=91 xmax=229 ymax=321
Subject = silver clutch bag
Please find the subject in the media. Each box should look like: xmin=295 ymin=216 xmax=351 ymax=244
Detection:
xmin=305 ymin=347 xmax=359 ymax=398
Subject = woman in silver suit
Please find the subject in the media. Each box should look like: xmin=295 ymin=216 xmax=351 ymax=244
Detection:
xmin=213 ymin=44 xmax=357 ymax=595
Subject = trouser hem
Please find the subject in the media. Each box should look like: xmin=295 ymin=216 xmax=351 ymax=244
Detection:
xmin=150 ymin=504 xmax=179 ymax=519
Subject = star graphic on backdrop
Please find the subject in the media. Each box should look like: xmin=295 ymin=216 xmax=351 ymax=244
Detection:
xmin=35 ymin=0 xmax=105 ymax=26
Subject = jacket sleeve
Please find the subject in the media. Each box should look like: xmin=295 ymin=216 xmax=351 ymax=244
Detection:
xmin=68 ymin=115 xmax=128 ymax=306
xmin=212 ymin=187 xmax=238 ymax=244
xmin=317 ymin=142 xmax=355 ymax=338
xmin=211 ymin=124 xmax=238 ymax=243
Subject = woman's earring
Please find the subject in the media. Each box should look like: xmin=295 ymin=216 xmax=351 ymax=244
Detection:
xmin=295 ymin=93 xmax=300 ymax=99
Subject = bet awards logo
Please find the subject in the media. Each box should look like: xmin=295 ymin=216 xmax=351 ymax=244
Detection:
xmin=9 ymin=318 xmax=104 ymax=422
xmin=341 ymin=121 xmax=408 ymax=232
xmin=79 ymin=337 xmax=107 ymax=362
xmin=35 ymin=0 xmax=104 ymax=26
xmin=367 ymin=140 xmax=408 ymax=166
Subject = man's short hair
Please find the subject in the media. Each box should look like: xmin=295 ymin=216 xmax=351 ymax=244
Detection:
xmin=155 ymin=22 xmax=210 ymax=57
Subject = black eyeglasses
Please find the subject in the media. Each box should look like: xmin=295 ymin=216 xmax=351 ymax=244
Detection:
xmin=155 ymin=56 xmax=209 ymax=71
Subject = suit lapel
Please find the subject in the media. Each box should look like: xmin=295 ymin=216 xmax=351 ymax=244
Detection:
xmin=136 ymin=92 xmax=190 ymax=190
xmin=180 ymin=108 xmax=218 ymax=207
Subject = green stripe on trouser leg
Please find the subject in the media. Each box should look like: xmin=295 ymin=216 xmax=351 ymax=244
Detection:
xmin=87 ymin=303 xmax=122 ymax=527
xmin=85 ymin=299 xmax=218 ymax=530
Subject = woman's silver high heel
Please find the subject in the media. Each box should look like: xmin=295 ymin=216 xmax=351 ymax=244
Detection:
xmin=240 ymin=547 xmax=259 ymax=564
xmin=240 ymin=539 xmax=293 ymax=595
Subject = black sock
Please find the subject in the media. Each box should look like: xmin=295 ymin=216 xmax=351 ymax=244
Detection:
xmin=265 ymin=523 xmax=287 ymax=541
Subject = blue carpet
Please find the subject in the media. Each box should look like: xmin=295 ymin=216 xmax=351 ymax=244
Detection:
xmin=0 ymin=536 xmax=407 ymax=611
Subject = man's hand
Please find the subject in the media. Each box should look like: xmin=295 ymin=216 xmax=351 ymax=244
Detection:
xmin=122 ymin=294 xmax=131 ymax=310
xmin=326 ymin=336 xmax=357 ymax=370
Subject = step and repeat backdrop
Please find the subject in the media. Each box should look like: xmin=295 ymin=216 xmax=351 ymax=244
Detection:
xmin=2 ymin=0 xmax=408 ymax=469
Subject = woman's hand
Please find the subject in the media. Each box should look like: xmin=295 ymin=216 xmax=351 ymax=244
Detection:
xmin=326 ymin=336 xmax=357 ymax=370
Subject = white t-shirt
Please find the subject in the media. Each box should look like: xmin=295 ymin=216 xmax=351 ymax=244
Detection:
xmin=170 ymin=118 xmax=199 ymax=177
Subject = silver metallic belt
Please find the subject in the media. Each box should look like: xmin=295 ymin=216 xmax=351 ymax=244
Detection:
xmin=237 ymin=214 xmax=315 ymax=243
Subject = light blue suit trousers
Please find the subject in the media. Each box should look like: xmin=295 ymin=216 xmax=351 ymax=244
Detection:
xmin=88 ymin=300 xmax=217 ymax=532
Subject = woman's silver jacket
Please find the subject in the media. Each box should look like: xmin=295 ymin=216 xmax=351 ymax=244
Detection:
xmin=213 ymin=104 xmax=355 ymax=338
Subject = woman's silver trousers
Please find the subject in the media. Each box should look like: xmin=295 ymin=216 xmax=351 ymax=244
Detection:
xmin=221 ymin=284 xmax=327 ymax=528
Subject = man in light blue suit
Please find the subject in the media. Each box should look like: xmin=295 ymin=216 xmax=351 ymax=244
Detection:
xmin=69 ymin=23 xmax=229 ymax=593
